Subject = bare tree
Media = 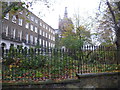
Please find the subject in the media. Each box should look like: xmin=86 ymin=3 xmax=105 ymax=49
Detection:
xmin=106 ymin=0 xmax=120 ymax=50
xmin=106 ymin=0 xmax=120 ymax=63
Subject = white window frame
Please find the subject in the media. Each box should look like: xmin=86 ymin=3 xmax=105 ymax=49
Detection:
xmin=35 ymin=37 xmax=37 ymax=45
xmin=46 ymin=33 xmax=47 ymax=38
xmin=53 ymin=44 xmax=55 ymax=47
xmin=25 ymin=22 xmax=29 ymax=29
xmin=44 ymin=32 xmax=46 ymax=37
xmin=43 ymin=24 xmax=45 ymax=28
xmin=4 ymin=13 xmax=9 ymax=20
xmin=18 ymin=18 xmax=23 ymax=26
xmin=51 ymin=36 xmax=53 ymax=40
xmin=26 ymin=34 xmax=29 ymax=43
xmin=46 ymin=41 xmax=47 ymax=47
xmin=40 ymin=22 xmax=42 ymax=26
xmin=49 ymin=28 xmax=51 ymax=32
xmin=53 ymin=31 xmax=55 ymax=35
xmin=51 ymin=43 xmax=53 ymax=47
xmin=30 ymin=35 xmax=33 ymax=43
xmin=17 ymin=30 xmax=21 ymax=40
xmin=49 ymin=42 xmax=51 ymax=47
xmin=39 ymin=39 xmax=41 ymax=45
xmin=30 ymin=24 xmax=33 ymax=31
xmin=46 ymin=25 xmax=48 ymax=30
xmin=43 ymin=31 xmax=45 ymax=36
xmin=12 ymin=15 xmax=17 ymax=23
xmin=13 ymin=29 xmax=16 ymax=39
xmin=53 ymin=37 xmax=55 ymax=41
xmin=51 ymin=29 xmax=52 ymax=33
xmin=4 ymin=25 xmax=8 ymax=36
xmin=31 ymin=16 xmax=34 ymax=21
xmin=7 ymin=1 xmax=10 ymax=6
xmin=39 ymin=29 xmax=42 ymax=35
xmin=20 ymin=31 xmax=22 ymax=40
xmin=43 ymin=40 xmax=44 ymax=46
xmin=35 ymin=27 xmax=38 ymax=33
xmin=19 ymin=11 xmax=23 ymax=14
xmin=51 ymin=30 xmax=53 ymax=34
xmin=35 ymin=19 xmax=38 ymax=24
xmin=49 ymin=35 xmax=50 ymax=39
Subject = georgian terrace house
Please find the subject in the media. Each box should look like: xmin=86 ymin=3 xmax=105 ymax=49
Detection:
xmin=1 ymin=3 xmax=55 ymax=49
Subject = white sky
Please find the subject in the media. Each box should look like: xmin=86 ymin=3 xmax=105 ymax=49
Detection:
xmin=25 ymin=0 xmax=101 ymax=29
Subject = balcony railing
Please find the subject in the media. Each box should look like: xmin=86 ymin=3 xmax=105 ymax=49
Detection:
xmin=2 ymin=33 xmax=22 ymax=43
xmin=22 ymin=39 xmax=26 ymax=43
xmin=2 ymin=33 xmax=10 ymax=40
xmin=2 ymin=34 xmax=39 ymax=46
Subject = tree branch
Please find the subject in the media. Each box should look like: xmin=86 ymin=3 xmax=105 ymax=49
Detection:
xmin=2 ymin=2 xmax=22 ymax=17
xmin=106 ymin=0 xmax=118 ymax=30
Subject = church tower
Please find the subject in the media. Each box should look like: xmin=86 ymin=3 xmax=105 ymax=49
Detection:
xmin=55 ymin=7 xmax=74 ymax=48
xmin=64 ymin=7 xmax=68 ymax=18
xmin=58 ymin=7 xmax=74 ymax=32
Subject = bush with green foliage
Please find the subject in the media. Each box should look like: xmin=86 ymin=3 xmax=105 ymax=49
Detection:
xmin=3 ymin=46 xmax=48 ymax=69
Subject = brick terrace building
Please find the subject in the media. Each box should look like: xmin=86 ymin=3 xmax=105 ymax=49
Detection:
xmin=1 ymin=3 xmax=55 ymax=49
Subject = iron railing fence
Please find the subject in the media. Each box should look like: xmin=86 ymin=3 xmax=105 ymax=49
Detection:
xmin=1 ymin=45 xmax=119 ymax=83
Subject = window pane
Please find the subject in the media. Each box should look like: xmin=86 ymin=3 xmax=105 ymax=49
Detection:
xmin=18 ymin=18 xmax=23 ymax=26
xmin=25 ymin=23 xmax=29 ymax=29
xmin=12 ymin=15 xmax=16 ymax=23
xmin=35 ymin=27 xmax=37 ymax=33
xmin=4 ymin=13 xmax=9 ymax=20
xmin=30 ymin=24 xmax=33 ymax=31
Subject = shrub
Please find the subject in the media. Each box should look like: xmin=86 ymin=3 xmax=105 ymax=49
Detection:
xmin=20 ymin=55 xmax=47 ymax=69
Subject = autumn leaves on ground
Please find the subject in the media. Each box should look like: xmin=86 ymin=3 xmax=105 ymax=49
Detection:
xmin=2 ymin=47 xmax=120 ymax=84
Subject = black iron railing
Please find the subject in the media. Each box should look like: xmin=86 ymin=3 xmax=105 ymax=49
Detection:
xmin=1 ymin=45 xmax=119 ymax=83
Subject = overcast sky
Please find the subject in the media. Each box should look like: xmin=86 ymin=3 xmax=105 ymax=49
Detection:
xmin=24 ymin=0 xmax=101 ymax=29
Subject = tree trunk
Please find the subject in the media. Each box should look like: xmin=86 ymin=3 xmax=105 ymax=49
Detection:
xmin=116 ymin=27 xmax=120 ymax=64
xmin=116 ymin=27 xmax=120 ymax=50
xmin=106 ymin=0 xmax=120 ymax=64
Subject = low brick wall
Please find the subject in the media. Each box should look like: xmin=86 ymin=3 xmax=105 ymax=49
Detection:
xmin=2 ymin=72 xmax=120 ymax=89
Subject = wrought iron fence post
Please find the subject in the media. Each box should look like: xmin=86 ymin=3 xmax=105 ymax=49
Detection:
xmin=117 ymin=49 xmax=120 ymax=65
xmin=1 ymin=46 xmax=4 ymax=59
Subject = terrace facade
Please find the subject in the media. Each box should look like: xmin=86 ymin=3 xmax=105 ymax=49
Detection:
xmin=1 ymin=3 xmax=55 ymax=49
